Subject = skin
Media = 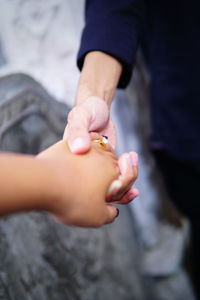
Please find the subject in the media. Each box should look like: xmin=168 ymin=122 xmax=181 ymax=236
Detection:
xmin=0 ymin=49 xmax=138 ymax=227
xmin=65 ymin=51 xmax=138 ymax=200
xmin=65 ymin=51 xmax=122 ymax=151
xmin=0 ymin=139 xmax=138 ymax=228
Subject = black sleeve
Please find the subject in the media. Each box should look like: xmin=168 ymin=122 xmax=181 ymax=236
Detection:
xmin=77 ymin=0 xmax=146 ymax=88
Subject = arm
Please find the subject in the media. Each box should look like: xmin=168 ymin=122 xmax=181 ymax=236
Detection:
xmin=64 ymin=0 xmax=144 ymax=201
xmin=66 ymin=0 xmax=146 ymax=150
xmin=0 ymin=140 xmax=138 ymax=227
xmin=0 ymin=152 xmax=60 ymax=217
xmin=78 ymin=0 xmax=146 ymax=90
xmin=76 ymin=51 xmax=122 ymax=108
xmin=69 ymin=52 xmax=122 ymax=151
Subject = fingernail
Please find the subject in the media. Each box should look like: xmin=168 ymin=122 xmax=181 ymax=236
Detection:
xmin=128 ymin=195 xmax=134 ymax=201
xmin=119 ymin=154 xmax=131 ymax=173
xmin=133 ymin=188 xmax=139 ymax=197
xmin=107 ymin=179 xmax=122 ymax=196
xmin=128 ymin=189 xmax=139 ymax=201
xmin=129 ymin=152 xmax=138 ymax=166
xmin=116 ymin=208 xmax=119 ymax=218
xmin=128 ymin=193 xmax=136 ymax=201
xmin=70 ymin=137 xmax=90 ymax=153
xmin=127 ymin=154 xmax=132 ymax=166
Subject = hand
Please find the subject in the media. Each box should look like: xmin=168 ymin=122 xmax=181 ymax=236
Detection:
xmin=64 ymin=96 xmax=117 ymax=153
xmin=89 ymin=133 xmax=139 ymax=205
xmin=37 ymin=139 xmax=121 ymax=227
xmin=107 ymin=151 xmax=139 ymax=204
xmin=64 ymin=96 xmax=139 ymax=205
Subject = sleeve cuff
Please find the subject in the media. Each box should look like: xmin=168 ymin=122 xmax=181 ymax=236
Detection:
xmin=77 ymin=21 xmax=139 ymax=88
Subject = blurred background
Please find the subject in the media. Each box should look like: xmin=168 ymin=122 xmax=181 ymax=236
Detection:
xmin=0 ymin=0 xmax=84 ymax=103
xmin=0 ymin=1 xmax=196 ymax=299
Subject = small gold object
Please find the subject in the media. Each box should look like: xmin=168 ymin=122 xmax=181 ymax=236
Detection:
xmin=94 ymin=135 xmax=108 ymax=150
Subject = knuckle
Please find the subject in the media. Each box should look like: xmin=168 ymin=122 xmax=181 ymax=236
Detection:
xmin=67 ymin=109 xmax=75 ymax=122
xmin=123 ymin=172 xmax=134 ymax=186
xmin=91 ymin=208 xmax=105 ymax=228
xmin=93 ymin=218 xmax=104 ymax=228
xmin=68 ymin=106 xmax=82 ymax=121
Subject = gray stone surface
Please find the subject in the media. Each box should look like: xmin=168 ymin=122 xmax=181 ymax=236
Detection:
xmin=0 ymin=0 xmax=84 ymax=104
xmin=0 ymin=40 xmax=6 ymax=68
xmin=0 ymin=73 xmax=67 ymax=153
xmin=0 ymin=74 xmax=151 ymax=300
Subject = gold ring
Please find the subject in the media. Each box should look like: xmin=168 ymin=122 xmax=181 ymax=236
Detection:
xmin=94 ymin=135 xmax=108 ymax=150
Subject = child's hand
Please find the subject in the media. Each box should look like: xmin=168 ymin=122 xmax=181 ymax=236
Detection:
xmin=37 ymin=139 xmax=121 ymax=227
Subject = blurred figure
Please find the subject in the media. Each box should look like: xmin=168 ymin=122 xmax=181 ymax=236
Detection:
xmin=66 ymin=0 xmax=200 ymax=296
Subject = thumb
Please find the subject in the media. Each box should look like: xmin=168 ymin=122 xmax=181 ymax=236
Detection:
xmin=64 ymin=97 xmax=110 ymax=154
xmin=64 ymin=125 xmax=91 ymax=154
xmin=64 ymin=106 xmax=91 ymax=154
xmin=104 ymin=204 xmax=119 ymax=224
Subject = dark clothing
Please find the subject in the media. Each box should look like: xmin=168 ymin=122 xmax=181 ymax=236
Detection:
xmin=78 ymin=0 xmax=200 ymax=163
xmin=153 ymin=150 xmax=200 ymax=296
xmin=78 ymin=1 xmax=200 ymax=293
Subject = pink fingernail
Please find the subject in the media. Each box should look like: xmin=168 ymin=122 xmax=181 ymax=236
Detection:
xmin=108 ymin=180 xmax=122 ymax=196
xmin=127 ymin=154 xmax=132 ymax=166
xmin=132 ymin=188 xmax=139 ymax=197
xmin=129 ymin=152 xmax=138 ymax=166
xmin=127 ymin=189 xmax=139 ymax=201
xmin=70 ymin=137 xmax=90 ymax=153
xmin=128 ymin=194 xmax=135 ymax=201
xmin=128 ymin=193 xmax=137 ymax=201
xmin=119 ymin=153 xmax=131 ymax=173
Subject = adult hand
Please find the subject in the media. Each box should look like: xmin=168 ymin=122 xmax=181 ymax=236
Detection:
xmin=64 ymin=96 xmax=117 ymax=153
xmin=107 ymin=151 xmax=139 ymax=204
xmin=64 ymin=96 xmax=139 ymax=204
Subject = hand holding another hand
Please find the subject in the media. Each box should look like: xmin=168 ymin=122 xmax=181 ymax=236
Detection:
xmin=64 ymin=96 xmax=139 ymax=208
xmin=37 ymin=136 xmax=138 ymax=227
xmin=64 ymin=96 xmax=117 ymax=153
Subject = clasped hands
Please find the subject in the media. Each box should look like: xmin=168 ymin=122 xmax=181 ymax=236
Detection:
xmin=54 ymin=96 xmax=139 ymax=227
xmin=0 ymin=97 xmax=138 ymax=228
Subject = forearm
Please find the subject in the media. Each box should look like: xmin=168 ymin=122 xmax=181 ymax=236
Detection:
xmin=76 ymin=51 xmax=122 ymax=108
xmin=0 ymin=153 xmax=61 ymax=216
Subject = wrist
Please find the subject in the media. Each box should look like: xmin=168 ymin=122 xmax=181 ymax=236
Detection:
xmin=76 ymin=51 xmax=122 ymax=108
xmin=35 ymin=159 xmax=62 ymax=213
xmin=0 ymin=154 xmax=64 ymax=216
xmin=36 ymin=142 xmax=78 ymax=219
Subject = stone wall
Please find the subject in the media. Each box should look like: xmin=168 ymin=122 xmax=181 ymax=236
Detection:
xmin=0 ymin=74 xmax=150 ymax=300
